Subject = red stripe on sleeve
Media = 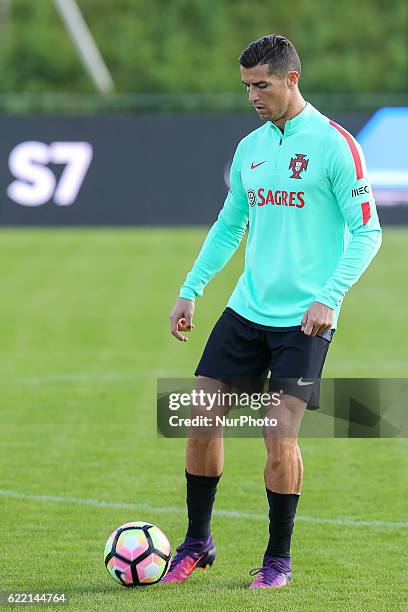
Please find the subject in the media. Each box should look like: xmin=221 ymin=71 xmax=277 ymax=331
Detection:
xmin=329 ymin=119 xmax=364 ymax=180
xmin=361 ymin=201 xmax=371 ymax=225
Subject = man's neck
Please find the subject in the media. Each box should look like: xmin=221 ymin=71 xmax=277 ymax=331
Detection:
xmin=273 ymin=95 xmax=307 ymax=132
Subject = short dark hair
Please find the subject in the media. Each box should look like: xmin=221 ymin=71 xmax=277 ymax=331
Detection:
xmin=239 ymin=35 xmax=301 ymax=77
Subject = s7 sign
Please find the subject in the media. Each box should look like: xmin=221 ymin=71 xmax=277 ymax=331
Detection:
xmin=7 ymin=141 xmax=93 ymax=207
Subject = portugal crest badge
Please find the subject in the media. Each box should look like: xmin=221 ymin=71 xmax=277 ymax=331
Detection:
xmin=289 ymin=154 xmax=309 ymax=179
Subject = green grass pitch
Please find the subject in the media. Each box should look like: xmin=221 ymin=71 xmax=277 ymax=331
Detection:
xmin=0 ymin=227 xmax=407 ymax=611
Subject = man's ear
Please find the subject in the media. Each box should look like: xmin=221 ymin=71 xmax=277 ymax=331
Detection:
xmin=287 ymin=71 xmax=299 ymax=87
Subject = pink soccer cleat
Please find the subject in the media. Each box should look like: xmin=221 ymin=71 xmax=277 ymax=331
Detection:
xmin=161 ymin=535 xmax=216 ymax=584
xmin=249 ymin=555 xmax=292 ymax=589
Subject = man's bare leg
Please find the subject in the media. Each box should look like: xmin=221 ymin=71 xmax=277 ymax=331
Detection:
xmin=186 ymin=375 xmax=230 ymax=476
xmin=264 ymin=394 xmax=306 ymax=494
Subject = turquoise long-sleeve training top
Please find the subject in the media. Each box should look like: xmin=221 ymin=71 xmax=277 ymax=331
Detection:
xmin=179 ymin=102 xmax=382 ymax=329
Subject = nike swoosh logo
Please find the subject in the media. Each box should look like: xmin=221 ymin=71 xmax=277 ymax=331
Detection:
xmin=251 ymin=161 xmax=267 ymax=169
xmin=297 ymin=378 xmax=315 ymax=386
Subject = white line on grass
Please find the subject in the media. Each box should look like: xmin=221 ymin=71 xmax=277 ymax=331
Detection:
xmin=0 ymin=489 xmax=406 ymax=530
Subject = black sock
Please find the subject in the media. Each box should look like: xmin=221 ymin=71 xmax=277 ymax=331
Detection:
xmin=185 ymin=470 xmax=221 ymax=539
xmin=265 ymin=489 xmax=300 ymax=558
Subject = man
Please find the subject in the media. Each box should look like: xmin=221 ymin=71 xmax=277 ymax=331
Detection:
xmin=163 ymin=34 xmax=382 ymax=589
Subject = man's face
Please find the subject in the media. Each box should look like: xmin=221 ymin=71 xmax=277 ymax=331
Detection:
xmin=240 ymin=63 xmax=297 ymax=122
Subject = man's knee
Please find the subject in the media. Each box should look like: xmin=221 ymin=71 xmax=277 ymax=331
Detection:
xmin=266 ymin=439 xmax=299 ymax=471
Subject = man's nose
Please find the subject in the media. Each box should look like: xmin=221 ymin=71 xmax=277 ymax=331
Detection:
xmin=248 ymin=85 xmax=260 ymax=103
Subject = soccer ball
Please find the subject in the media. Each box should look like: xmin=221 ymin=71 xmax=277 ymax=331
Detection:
xmin=104 ymin=521 xmax=171 ymax=587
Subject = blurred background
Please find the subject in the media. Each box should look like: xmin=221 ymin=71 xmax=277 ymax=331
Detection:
xmin=0 ymin=0 xmax=407 ymax=224
xmin=1 ymin=2 xmax=407 ymax=609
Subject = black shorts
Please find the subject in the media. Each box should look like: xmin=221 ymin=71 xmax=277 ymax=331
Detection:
xmin=195 ymin=308 xmax=335 ymax=410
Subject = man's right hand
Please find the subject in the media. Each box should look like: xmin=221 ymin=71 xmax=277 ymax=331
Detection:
xmin=169 ymin=297 xmax=195 ymax=342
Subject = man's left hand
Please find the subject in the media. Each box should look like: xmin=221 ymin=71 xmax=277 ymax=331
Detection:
xmin=301 ymin=301 xmax=334 ymax=336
